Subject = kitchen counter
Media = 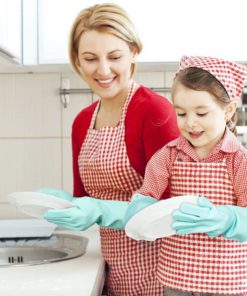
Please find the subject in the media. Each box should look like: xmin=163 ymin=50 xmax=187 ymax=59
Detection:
xmin=0 ymin=225 xmax=105 ymax=296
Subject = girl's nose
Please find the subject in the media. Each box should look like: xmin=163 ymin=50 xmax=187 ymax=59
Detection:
xmin=186 ymin=115 xmax=197 ymax=128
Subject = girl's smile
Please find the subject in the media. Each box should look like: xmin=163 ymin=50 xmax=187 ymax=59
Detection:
xmin=188 ymin=131 xmax=204 ymax=139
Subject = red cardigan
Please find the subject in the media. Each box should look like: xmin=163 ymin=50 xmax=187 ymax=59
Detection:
xmin=72 ymin=85 xmax=180 ymax=197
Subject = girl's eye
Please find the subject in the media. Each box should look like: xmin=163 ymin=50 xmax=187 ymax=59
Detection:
xmin=177 ymin=113 xmax=186 ymax=117
xmin=197 ymin=113 xmax=208 ymax=117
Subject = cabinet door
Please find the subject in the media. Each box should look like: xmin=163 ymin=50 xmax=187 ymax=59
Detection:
xmin=38 ymin=0 xmax=84 ymax=64
xmin=37 ymin=0 xmax=247 ymax=64
xmin=0 ymin=0 xmax=22 ymax=63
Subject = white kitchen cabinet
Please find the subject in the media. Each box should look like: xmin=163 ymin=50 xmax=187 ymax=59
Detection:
xmin=22 ymin=0 xmax=38 ymax=65
xmin=0 ymin=0 xmax=22 ymax=64
xmin=38 ymin=0 xmax=84 ymax=64
xmin=1 ymin=0 xmax=246 ymax=68
xmin=36 ymin=0 xmax=247 ymax=65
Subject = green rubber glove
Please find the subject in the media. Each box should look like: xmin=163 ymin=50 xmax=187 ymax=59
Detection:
xmin=37 ymin=188 xmax=73 ymax=201
xmin=124 ymin=193 xmax=158 ymax=224
xmin=222 ymin=205 xmax=247 ymax=242
xmin=44 ymin=197 xmax=129 ymax=231
xmin=172 ymin=196 xmax=247 ymax=242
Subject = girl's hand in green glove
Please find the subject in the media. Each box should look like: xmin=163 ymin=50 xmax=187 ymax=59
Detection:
xmin=172 ymin=197 xmax=234 ymax=238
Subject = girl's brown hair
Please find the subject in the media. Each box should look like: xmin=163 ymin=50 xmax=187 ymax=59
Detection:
xmin=172 ymin=67 xmax=237 ymax=135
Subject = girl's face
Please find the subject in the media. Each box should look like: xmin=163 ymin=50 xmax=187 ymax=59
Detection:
xmin=173 ymin=82 xmax=235 ymax=158
xmin=77 ymin=30 xmax=137 ymax=101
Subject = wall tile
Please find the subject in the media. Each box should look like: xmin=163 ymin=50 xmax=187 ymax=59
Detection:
xmin=61 ymin=73 xmax=88 ymax=89
xmin=0 ymin=139 xmax=62 ymax=203
xmin=61 ymin=73 xmax=93 ymax=137
xmin=165 ymin=92 xmax=172 ymax=102
xmin=134 ymin=72 xmax=165 ymax=87
xmin=0 ymin=73 xmax=61 ymax=137
xmin=62 ymin=138 xmax=73 ymax=193
xmin=165 ymin=71 xmax=176 ymax=88
xmin=62 ymin=93 xmax=93 ymax=137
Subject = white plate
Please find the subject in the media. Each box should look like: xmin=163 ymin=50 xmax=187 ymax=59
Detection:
xmin=8 ymin=192 xmax=76 ymax=218
xmin=125 ymin=195 xmax=198 ymax=241
xmin=0 ymin=219 xmax=57 ymax=238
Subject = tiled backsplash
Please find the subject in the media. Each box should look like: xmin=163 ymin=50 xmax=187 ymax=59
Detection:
xmin=0 ymin=70 xmax=174 ymax=218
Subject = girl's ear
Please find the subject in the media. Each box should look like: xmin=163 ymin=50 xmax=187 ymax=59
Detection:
xmin=225 ymin=101 xmax=237 ymax=121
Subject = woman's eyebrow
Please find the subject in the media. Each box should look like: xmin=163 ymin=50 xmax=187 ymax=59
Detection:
xmin=80 ymin=49 xmax=123 ymax=55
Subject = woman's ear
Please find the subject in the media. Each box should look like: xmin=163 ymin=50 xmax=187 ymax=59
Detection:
xmin=74 ymin=56 xmax=83 ymax=75
xmin=225 ymin=101 xmax=237 ymax=121
xmin=132 ymin=51 xmax=138 ymax=63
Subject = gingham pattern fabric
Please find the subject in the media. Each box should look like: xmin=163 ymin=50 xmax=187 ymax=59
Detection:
xmin=139 ymin=130 xmax=247 ymax=208
xmin=157 ymin=156 xmax=247 ymax=295
xmin=78 ymin=81 xmax=165 ymax=296
xmin=179 ymin=55 xmax=247 ymax=100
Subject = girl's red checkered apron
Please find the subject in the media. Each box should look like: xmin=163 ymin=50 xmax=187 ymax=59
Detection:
xmin=157 ymin=156 xmax=247 ymax=295
xmin=78 ymin=81 xmax=165 ymax=295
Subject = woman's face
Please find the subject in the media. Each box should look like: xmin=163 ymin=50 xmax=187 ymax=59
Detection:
xmin=77 ymin=30 xmax=137 ymax=100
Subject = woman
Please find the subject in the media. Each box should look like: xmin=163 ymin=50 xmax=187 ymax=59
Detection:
xmin=42 ymin=3 xmax=179 ymax=295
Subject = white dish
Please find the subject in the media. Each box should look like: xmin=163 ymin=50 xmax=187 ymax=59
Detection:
xmin=0 ymin=219 xmax=57 ymax=238
xmin=125 ymin=195 xmax=198 ymax=241
xmin=8 ymin=192 xmax=76 ymax=219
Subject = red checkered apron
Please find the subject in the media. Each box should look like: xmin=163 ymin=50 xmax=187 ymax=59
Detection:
xmin=157 ymin=156 xmax=247 ymax=295
xmin=78 ymin=81 xmax=165 ymax=296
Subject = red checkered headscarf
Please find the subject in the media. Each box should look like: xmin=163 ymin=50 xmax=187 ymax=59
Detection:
xmin=179 ymin=55 xmax=247 ymax=101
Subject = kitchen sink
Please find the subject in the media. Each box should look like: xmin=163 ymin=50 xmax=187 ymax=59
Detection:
xmin=0 ymin=233 xmax=88 ymax=267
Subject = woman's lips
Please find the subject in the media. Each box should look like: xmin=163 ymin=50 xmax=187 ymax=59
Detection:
xmin=95 ymin=77 xmax=116 ymax=88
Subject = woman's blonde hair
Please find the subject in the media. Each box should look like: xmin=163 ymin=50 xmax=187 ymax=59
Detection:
xmin=69 ymin=3 xmax=142 ymax=76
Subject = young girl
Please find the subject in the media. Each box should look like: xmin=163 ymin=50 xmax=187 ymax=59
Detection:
xmin=126 ymin=55 xmax=247 ymax=295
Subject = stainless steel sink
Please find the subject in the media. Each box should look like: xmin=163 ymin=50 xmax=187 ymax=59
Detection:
xmin=0 ymin=233 xmax=88 ymax=267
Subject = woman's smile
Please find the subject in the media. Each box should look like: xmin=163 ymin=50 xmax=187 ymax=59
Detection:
xmin=95 ymin=77 xmax=116 ymax=88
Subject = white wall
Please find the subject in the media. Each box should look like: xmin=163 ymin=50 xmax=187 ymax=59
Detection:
xmin=0 ymin=70 xmax=174 ymax=218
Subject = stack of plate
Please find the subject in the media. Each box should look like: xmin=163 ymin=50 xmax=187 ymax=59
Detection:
xmin=0 ymin=219 xmax=57 ymax=238
xmin=8 ymin=192 xmax=76 ymax=218
xmin=5 ymin=191 xmax=77 ymax=238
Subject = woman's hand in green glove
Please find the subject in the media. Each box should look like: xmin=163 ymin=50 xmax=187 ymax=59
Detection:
xmin=44 ymin=197 xmax=129 ymax=231
xmin=44 ymin=197 xmax=100 ymax=231
xmin=124 ymin=193 xmax=158 ymax=224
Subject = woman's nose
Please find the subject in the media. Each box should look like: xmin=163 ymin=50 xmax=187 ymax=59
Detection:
xmin=97 ymin=60 xmax=111 ymax=76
